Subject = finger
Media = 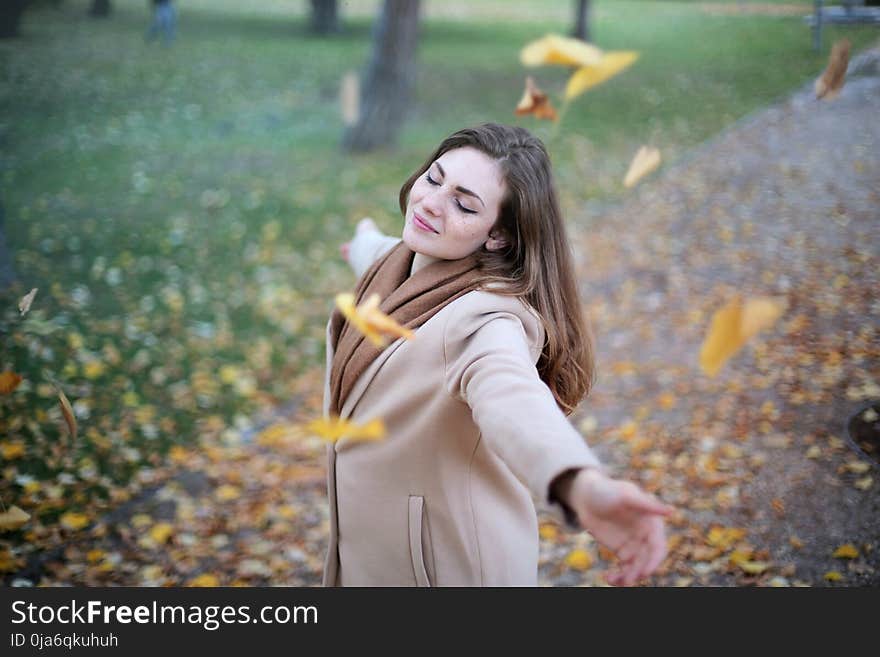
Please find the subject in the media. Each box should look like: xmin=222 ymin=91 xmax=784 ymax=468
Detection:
xmin=642 ymin=520 xmax=669 ymax=578
xmin=623 ymin=490 xmax=675 ymax=517
xmin=627 ymin=542 xmax=653 ymax=586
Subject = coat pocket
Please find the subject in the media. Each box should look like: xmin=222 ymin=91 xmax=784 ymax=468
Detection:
xmin=408 ymin=495 xmax=436 ymax=587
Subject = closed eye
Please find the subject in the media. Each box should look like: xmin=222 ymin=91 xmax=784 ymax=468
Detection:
xmin=426 ymin=173 xmax=476 ymax=214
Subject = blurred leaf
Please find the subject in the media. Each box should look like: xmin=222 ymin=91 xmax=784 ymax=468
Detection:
xmin=565 ymin=51 xmax=639 ymax=100
xmin=58 ymin=389 xmax=78 ymax=441
xmin=520 ymin=34 xmax=603 ymax=68
xmin=18 ymin=288 xmax=38 ymax=316
xmin=814 ymin=39 xmax=850 ymax=101
xmin=564 ymin=548 xmax=593 ymax=571
xmin=623 ymin=145 xmax=661 ymax=188
xmin=0 ymin=371 xmax=23 ymax=395
xmin=824 ymin=571 xmax=843 ymax=582
xmin=336 ymin=293 xmax=415 ymax=347
xmin=306 ymin=415 xmax=385 ymax=443
xmin=515 ymin=76 xmax=558 ymax=121
xmin=832 ymin=543 xmax=859 ymax=559
xmin=340 ymin=70 xmax=359 ymax=127
xmin=60 ymin=511 xmax=90 ymax=531
xmin=0 ymin=506 xmax=30 ymax=532
xmin=699 ymin=296 xmax=785 ymax=377
xmin=187 ymin=573 xmax=221 ymax=587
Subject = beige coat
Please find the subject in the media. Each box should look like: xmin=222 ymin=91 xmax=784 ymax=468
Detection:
xmin=322 ymin=231 xmax=601 ymax=586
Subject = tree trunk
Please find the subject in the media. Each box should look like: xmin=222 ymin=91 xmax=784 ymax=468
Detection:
xmin=0 ymin=0 xmax=29 ymax=39
xmin=343 ymin=0 xmax=421 ymax=152
xmin=572 ymin=0 xmax=591 ymax=42
xmin=89 ymin=0 xmax=111 ymax=18
xmin=310 ymin=0 xmax=339 ymax=35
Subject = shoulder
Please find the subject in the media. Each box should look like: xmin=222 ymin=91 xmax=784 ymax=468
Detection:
xmin=443 ymin=290 xmax=545 ymax=360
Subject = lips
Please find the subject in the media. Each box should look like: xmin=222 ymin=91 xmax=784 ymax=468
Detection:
xmin=413 ymin=212 xmax=439 ymax=234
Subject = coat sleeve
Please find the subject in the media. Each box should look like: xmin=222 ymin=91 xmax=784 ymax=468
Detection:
xmin=442 ymin=292 xmax=603 ymax=518
xmin=348 ymin=228 xmax=401 ymax=278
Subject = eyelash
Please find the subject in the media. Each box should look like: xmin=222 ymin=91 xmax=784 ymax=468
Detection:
xmin=425 ymin=173 xmax=477 ymax=214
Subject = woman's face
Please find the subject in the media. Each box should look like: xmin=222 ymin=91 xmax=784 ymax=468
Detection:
xmin=402 ymin=146 xmax=507 ymax=260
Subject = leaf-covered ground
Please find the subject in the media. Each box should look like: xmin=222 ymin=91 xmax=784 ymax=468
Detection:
xmin=7 ymin=46 xmax=877 ymax=588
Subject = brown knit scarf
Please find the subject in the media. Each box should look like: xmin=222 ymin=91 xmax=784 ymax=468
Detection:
xmin=328 ymin=241 xmax=483 ymax=416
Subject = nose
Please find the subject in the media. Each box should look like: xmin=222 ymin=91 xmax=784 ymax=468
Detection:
xmin=421 ymin=187 xmax=444 ymax=216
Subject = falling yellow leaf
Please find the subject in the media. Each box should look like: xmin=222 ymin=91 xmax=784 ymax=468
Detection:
xmin=832 ymin=544 xmax=859 ymax=559
xmin=60 ymin=511 xmax=90 ymax=531
xmin=699 ymin=296 xmax=785 ymax=377
xmin=520 ymin=34 xmax=603 ymax=68
xmin=565 ymin=51 xmax=640 ymax=100
xmin=306 ymin=415 xmax=386 ymax=443
xmin=58 ymin=389 xmax=77 ymax=441
xmin=623 ymin=145 xmax=661 ymax=188
xmin=564 ymin=548 xmax=593 ymax=571
xmin=514 ymin=76 xmax=558 ymax=121
xmin=187 ymin=573 xmax=220 ymax=587
xmin=814 ymin=38 xmax=850 ymax=101
xmin=0 ymin=506 xmax=30 ymax=532
xmin=336 ymin=293 xmax=415 ymax=348
xmin=824 ymin=571 xmax=843 ymax=582
xmin=0 ymin=371 xmax=23 ymax=395
xmin=19 ymin=288 xmax=38 ymax=316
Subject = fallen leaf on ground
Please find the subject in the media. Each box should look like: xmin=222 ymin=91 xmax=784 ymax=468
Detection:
xmin=0 ymin=371 xmax=23 ymax=395
xmin=0 ymin=506 xmax=30 ymax=532
xmin=832 ymin=544 xmax=859 ymax=559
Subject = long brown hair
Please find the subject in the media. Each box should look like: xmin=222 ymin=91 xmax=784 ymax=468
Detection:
xmin=399 ymin=123 xmax=595 ymax=414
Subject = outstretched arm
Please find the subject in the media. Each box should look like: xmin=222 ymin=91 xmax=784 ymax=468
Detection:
xmin=552 ymin=468 xmax=674 ymax=586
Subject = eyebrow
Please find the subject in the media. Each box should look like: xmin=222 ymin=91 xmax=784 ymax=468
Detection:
xmin=433 ymin=162 xmax=485 ymax=208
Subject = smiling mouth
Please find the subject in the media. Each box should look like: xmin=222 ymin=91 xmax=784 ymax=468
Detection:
xmin=413 ymin=213 xmax=439 ymax=234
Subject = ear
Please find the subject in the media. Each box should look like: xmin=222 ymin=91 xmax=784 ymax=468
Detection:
xmin=485 ymin=231 xmax=509 ymax=252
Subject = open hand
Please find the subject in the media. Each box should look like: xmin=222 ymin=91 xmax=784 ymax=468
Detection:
xmin=566 ymin=468 xmax=674 ymax=586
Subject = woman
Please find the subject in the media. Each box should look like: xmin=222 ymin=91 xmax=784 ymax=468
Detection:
xmin=324 ymin=123 xmax=672 ymax=586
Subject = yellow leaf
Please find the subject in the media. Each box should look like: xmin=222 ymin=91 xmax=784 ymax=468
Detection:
xmin=86 ymin=549 xmax=106 ymax=563
xmin=60 ymin=511 xmax=90 ymax=531
xmin=305 ymin=415 xmax=386 ymax=443
xmin=706 ymin=526 xmax=747 ymax=549
xmin=814 ymin=38 xmax=850 ymax=101
xmin=737 ymin=560 xmax=770 ymax=575
xmin=565 ymin=51 xmax=639 ymax=100
xmin=336 ymin=293 xmax=415 ymax=348
xmin=215 ymin=484 xmax=241 ymax=502
xmin=131 ymin=514 xmax=153 ymax=529
xmin=83 ymin=360 xmax=105 ymax=380
xmin=564 ymin=548 xmax=593 ymax=571
xmin=789 ymin=536 xmax=804 ymax=550
xmin=699 ymin=296 xmax=785 ymax=377
xmin=842 ymin=459 xmax=871 ymax=474
xmin=832 ymin=544 xmax=859 ymax=559
xmin=149 ymin=522 xmax=174 ymax=545
xmin=520 ymin=34 xmax=603 ymax=68
xmin=854 ymin=476 xmax=873 ymax=491
xmin=514 ymin=76 xmax=558 ymax=121
xmin=187 ymin=573 xmax=220 ymax=587
xmin=0 ymin=441 xmax=26 ymax=460
xmin=58 ymin=389 xmax=78 ymax=441
xmin=0 ymin=371 xmax=23 ymax=395
xmin=824 ymin=570 xmax=843 ymax=582
xmin=219 ymin=365 xmax=240 ymax=385
xmin=18 ymin=288 xmax=38 ymax=316
xmin=539 ymin=523 xmax=559 ymax=541
xmin=623 ymin=145 xmax=661 ymax=188
xmin=0 ymin=506 xmax=30 ymax=532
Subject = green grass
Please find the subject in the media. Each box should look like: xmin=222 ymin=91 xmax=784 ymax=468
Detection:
xmin=0 ymin=0 xmax=876 ymax=514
